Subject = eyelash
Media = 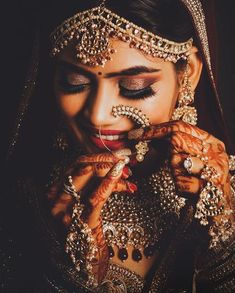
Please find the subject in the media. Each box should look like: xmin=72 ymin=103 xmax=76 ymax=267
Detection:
xmin=119 ymin=85 xmax=155 ymax=100
xmin=58 ymin=79 xmax=91 ymax=94
xmin=58 ymin=77 xmax=156 ymax=100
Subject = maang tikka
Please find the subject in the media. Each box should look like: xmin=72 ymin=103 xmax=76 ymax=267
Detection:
xmin=49 ymin=2 xmax=193 ymax=67
xmin=171 ymin=63 xmax=197 ymax=125
xmin=112 ymin=105 xmax=150 ymax=162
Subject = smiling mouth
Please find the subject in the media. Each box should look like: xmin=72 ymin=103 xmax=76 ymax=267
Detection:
xmin=87 ymin=128 xmax=128 ymax=150
xmin=93 ymin=133 xmax=126 ymax=141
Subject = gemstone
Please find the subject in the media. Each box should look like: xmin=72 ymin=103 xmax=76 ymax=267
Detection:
xmin=108 ymin=246 xmax=115 ymax=258
xmin=118 ymin=248 xmax=128 ymax=261
xmin=132 ymin=249 xmax=142 ymax=262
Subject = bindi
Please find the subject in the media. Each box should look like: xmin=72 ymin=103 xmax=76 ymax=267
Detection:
xmin=97 ymin=72 xmax=103 ymax=76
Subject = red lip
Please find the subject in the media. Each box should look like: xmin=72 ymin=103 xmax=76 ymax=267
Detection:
xmin=85 ymin=126 xmax=127 ymax=136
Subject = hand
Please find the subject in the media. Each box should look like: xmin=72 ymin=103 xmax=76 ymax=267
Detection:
xmin=48 ymin=149 xmax=135 ymax=282
xmin=48 ymin=150 xmax=135 ymax=228
xmin=128 ymin=120 xmax=232 ymax=220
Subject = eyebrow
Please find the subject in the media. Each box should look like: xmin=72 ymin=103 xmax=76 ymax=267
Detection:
xmin=105 ymin=66 xmax=161 ymax=78
xmin=57 ymin=60 xmax=161 ymax=79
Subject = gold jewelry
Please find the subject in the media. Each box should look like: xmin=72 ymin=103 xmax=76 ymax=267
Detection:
xmin=112 ymin=105 xmax=150 ymax=162
xmin=229 ymin=155 xmax=235 ymax=171
xmin=65 ymin=176 xmax=98 ymax=288
xmin=63 ymin=175 xmax=79 ymax=198
xmin=102 ymin=165 xmax=186 ymax=263
xmin=201 ymin=165 xmax=220 ymax=182
xmin=110 ymin=160 xmax=127 ymax=177
xmin=112 ymin=105 xmax=150 ymax=127
xmin=171 ymin=65 xmax=197 ymax=125
xmin=100 ymin=263 xmax=144 ymax=293
xmin=195 ymin=182 xmax=224 ymax=226
xmin=209 ymin=216 xmax=235 ymax=250
xmin=50 ymin=6 xmax=193 ymax=67
xmin=135 ymin=141 xmax=149 ymax=162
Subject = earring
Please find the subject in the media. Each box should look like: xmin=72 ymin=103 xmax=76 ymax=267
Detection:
xmin=112 ymin=105 xmax=150 ymax=162
xmin=171 ymin=64 xmax=197 ymax=126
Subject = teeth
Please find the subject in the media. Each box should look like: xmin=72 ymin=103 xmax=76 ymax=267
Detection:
xmin=94 ymin=134 xmax=125 ymax=140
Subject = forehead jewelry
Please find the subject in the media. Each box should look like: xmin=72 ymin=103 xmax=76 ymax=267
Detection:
xmin=111 ymin=105 xmax=150 ymax=162
xmin=50 ymin=3 xmax=193 ymax=67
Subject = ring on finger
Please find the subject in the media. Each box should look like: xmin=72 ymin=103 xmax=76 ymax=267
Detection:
xmin=183 ymin=155 xmax=193 ymax=174
xmin=183 ymin=155 xmax=205 ymax=174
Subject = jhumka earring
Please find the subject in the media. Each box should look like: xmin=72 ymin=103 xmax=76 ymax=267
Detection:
xmin=112 ymin=105 xmax=150 ymax=162
xmin=171 ymin=63 xmax=197 ymax=125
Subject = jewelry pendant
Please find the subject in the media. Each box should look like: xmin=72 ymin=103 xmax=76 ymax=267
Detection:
xmin=118 ymin=247 xmax=129 ymax=261
xmin=132 ymin=248 xmax=142 ymax=262
xmin=135 ymin=141 xmax=149 ymax=162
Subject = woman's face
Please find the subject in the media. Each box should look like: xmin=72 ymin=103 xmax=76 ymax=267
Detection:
xmin=54 ymin=40 xmax=180 ymax=152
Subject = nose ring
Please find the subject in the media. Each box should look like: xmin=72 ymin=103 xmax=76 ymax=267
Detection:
xmin=111 ymin=105 xmax=151 ymax=162
xmin=111 ymin=105 xmax=150 ymax=128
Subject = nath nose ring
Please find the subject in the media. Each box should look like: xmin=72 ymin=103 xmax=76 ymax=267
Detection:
xmin=112 ymin=105 xmax=150 ymax=128
xmin=111 ymin=105 xmax=151 ymax=162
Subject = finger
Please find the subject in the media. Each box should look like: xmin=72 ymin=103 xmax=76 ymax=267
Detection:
xmin=175 ymin=175 xmax=204 ymax=195
xmin=62 ymin=214 xmax=72 ymax=227
xmin=85 ymin=160 xmax=127 ymax=228
xmin=89 ymin=161 xmax=126 ymax=209
xmin=113 ymin=179 xmax=138 ymax=194
xmin=51 ymin=193 xmax=74 ymax=217
xmin=72 ymin=165 xmax=94 ymax=192
xmin=93 ymin=163 xmax=132 ymax=178
xmin=170 ymin=131 xmax=203 ymax=155
xmin=77 ymin=148 xmax=131 ymax=164
xmin=128 ymin=121 xmax=225 ymax=152
xmin=171 ymin=153 xmax=204 ymax=175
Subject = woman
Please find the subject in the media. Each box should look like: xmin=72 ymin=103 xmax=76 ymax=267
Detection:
xmin=2 ymin=0 xmax=235 ymax=292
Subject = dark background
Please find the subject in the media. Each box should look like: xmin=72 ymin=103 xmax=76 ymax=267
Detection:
xmin=2 ymin=0 xmax=235 ymax=161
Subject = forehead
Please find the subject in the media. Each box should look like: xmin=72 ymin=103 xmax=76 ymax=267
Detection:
xmin=57 ymin=39 xmax=167 ymax=74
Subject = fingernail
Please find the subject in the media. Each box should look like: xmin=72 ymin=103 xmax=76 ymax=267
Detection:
xmin=130 ymin=158 xmax=138 ymax=166
xmin=128 ymin=128 xmax=144 ymax=140
xmin=122 ymin=166 xmax=132 ymax=179
xmin=109 ymin=161 xmax=126 ymax=177
xmin=114 ymin=148 xmax=132 ymax=157
xmin=127 ymin=182 xmax=138 ymax=193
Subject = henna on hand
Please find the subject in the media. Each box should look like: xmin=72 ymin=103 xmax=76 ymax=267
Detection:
xmin=129 ymin=120 xmax=232 ymax=222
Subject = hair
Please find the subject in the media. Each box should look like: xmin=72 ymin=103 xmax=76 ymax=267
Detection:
xmin=10 ymin=0 xmax=232 ymax=178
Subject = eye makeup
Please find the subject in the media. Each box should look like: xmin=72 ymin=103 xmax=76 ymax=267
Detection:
xmin=57 ymin=69 xmax=92 ymax=94
xmin=56 ymin=62 xmax=159 ymax=100
xmin=119 ymin=78 xmax=158 ymax=100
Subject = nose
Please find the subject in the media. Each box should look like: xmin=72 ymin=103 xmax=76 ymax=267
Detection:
xmin=84 ymin=82 xmax=117 ymax=127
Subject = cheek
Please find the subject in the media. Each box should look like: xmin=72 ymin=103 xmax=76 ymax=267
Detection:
xmin=57 ymin=93 xmax=86 ymax=118
xmin=140 ymin=79 xmax=179 ymax=124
